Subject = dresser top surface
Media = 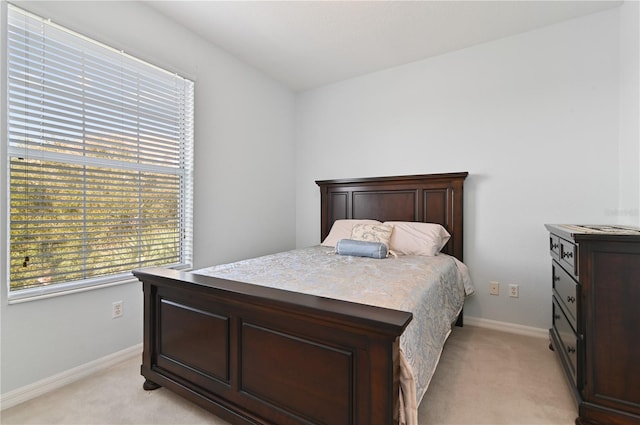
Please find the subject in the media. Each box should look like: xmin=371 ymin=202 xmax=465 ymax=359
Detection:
xmin=546 ymin=224 xmax=640 ymax=241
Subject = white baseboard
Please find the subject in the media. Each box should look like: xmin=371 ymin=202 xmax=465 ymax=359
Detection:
xmin=464 ymin=316 xmax=549 ymax=339
xmin=1 ymin=343 xmax=142 ymax=411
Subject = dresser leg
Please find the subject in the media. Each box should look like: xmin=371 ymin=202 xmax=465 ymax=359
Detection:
xmin=143 ymin=379 xmax=161 ymax=391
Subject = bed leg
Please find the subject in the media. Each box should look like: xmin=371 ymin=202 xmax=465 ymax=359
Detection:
xmin=455 ymin=308 xmax=464 ymax=327
xmin=143 ymin=379 xmax=161 ymax=391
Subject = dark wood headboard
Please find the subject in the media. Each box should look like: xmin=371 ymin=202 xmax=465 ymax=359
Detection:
xmin=316 ymin=172 xmax=468 ymax=261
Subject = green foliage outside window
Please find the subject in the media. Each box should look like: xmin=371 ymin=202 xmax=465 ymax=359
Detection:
xmin=10 ymin=158 xmax=183 ymax=290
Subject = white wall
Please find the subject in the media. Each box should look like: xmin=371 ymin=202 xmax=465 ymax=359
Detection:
xmin=618 ymin=1 xmax=640 ymax=226
xmin=1 ymin=1 xmax=295 ymax=394
xmin=295 ymin=6 xmax=637 ymax=330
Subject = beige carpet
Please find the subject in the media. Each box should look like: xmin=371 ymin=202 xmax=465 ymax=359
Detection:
xmin=1 ymin=325 xmax=577 ymax=425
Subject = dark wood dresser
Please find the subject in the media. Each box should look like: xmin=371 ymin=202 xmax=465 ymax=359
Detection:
xmin=545 ymin=224 xmax=640 ymax=425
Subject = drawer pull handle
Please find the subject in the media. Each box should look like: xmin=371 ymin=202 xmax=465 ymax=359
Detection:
xmin=566 ymin=296 xmax=576 ymax=303
xmin=554 ymin=314 xmax=561 ymax=320
xmin=567 ymin=346 xmax=576 ymax=354
xmin=553 ymin=276 xmax=560 ymax=282
xmin=551 ymin=243 xmax=559 ymax=250
xmin=562 ymin=251 xmax=574 ymax=259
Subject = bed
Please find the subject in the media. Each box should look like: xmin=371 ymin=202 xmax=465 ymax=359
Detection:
xmin=133 ymin=172 xmax=470 ymax=425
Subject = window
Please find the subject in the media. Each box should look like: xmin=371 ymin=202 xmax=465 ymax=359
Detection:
xmin=6 ymin=5 xmax=194 ymax=300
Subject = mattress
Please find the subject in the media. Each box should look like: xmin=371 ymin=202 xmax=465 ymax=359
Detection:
xmin=194 ymin=245 xmax=474 ymax=424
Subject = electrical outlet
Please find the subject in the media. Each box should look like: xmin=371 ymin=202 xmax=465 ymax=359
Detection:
xmin=509 ymin=284 xmax=519 ymax=298
xmin=489 ymin=281 xmax=499 ymax=296
xmin=112 ymin=301 xmax=123 ymax=318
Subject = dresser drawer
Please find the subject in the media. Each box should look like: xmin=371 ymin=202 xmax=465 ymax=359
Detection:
xmin=553 ymin=299 xmax=578 ymax=386
xmin=559 ymin=237 xmax=577 ymax=276
xmin=552 ymin=262 xmax=577 ymax=330
xmin=549 ymin=234 xmax=560 ymax=261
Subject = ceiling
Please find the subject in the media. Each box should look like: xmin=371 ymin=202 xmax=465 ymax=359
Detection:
xmin=146 ymin=1 xmax=623 ymax=92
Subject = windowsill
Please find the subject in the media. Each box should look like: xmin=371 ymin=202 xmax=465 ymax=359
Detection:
xmin=7 ymin=265 xmax=192 ymax=304
xmin=7 ymin=275 xmax=140 ymax=304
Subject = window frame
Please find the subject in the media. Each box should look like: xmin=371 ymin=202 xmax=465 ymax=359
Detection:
xmin=4 ymin=4 xmax=194 ymax=302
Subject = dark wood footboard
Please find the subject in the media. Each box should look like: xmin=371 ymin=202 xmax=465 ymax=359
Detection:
xmin=134 ymin=267 xmax=412 ymax=425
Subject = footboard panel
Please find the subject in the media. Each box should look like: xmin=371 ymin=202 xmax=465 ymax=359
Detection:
xmin=241 ymin=322 xmax=352 ymax=424
xmin=156 ymin=297 xmax=231 ymax=389
xmin=135 ymin=268 xmax=412 ymax=425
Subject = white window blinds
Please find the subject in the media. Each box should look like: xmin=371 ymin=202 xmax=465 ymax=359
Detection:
xmin=7 ymin=5 xmax=194 ymax=298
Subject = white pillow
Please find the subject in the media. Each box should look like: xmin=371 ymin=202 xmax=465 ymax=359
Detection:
xmin=321 ymin=219 xmax=381 ymax=247
xmin=350 ymin=223 xmax=394 ymax=248
xmin=384 ymin=221 xmax=451 ymax=256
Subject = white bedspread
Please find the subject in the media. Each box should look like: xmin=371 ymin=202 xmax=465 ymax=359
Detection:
xmin=194 ymin=246 xmax=474 ymax=424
